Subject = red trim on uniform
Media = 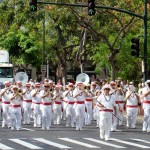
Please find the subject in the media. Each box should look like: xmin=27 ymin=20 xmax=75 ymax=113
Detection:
xmin=126 ymin=105 xmax=137 ymax=108
xmin=2 ymin=101 xmax=10 ymax=104
xmin=0 ymin=98 xmax=2 ymax=102
xmin=32 ymin=102 xmax=41 ymax=104
xmin=41 ymin=102 xmax=52 ymax=105
xmin=76 ymin=101 xmax=84 ymax=104
xmin=68 ymin=101 xmax=75 ymax=104
xmin=115 ymin=101 xmax=124 ymax=104
xmin=11 ymin=104 xmax=21 ymax=108
xmin=143 ymin=100 xmax=150 ymax=104
xmin=55 ymin=101 xmax=62 ymax=105
xmin=85 ymin=98 xmax=93 ymax=102
xmin=100 ymin=109 xmax=113 ymax=112
xmin=23 ymin=100 xmax=32 ymax=103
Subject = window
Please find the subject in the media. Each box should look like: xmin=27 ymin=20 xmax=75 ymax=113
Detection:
xmin=0 ymin=67 xmax=13 ymax=78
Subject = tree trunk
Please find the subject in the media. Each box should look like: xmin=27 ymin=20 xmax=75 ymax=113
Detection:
xmin=62 ymin=66 xmax=67 ymax=86
xmin=110 ymin=62 xmax=115 ymax=81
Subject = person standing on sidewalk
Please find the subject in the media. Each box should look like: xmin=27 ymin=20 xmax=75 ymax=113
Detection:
xmin=97 ymin=84 xmax=116 ymax=141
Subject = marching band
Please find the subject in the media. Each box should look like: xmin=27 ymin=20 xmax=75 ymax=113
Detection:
xmin=0 ymin=76 xmax=148 ymax=141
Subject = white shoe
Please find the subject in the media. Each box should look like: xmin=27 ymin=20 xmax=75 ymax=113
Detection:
xmin=76 ymin=127 xmax=79 ymax=131
xmin=11 ymin=127 xmax=14 ymax=130
xmin=105 ymin=137 xmax=110 ymax=141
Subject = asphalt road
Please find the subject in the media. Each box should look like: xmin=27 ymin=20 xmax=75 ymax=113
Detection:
xmin=0 ymin=117 xmax=150 ymax=150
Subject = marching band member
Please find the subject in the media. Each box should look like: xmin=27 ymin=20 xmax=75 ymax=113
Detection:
xmin=63 ymin=83 xmax=75 ymax=127
xmin=40 ymin=83 xmax=53 ymax=130
xmin=85 ymin=83 xmax=94 ymax=125
xmin=142 ymin=80 xmax=150 ymax=132
xmin=124 ymin=85 xmax=139 ymax=129
xmin=31 ymin=82 xmax=42 ymax=127
xmin=10 ymin=85 xmax=23 ymax=130
xmin=0 ymin=81 xmax=12 ymax=128
xmin=22 ymin=83 xmax=32 ymax=125
xmin=97 ymin=84 xmax=116 ymax=141
xmin=52 ymin=85 xmax=63 ymax=125
xmin=73 ymin=82 xmax=88 ymax=131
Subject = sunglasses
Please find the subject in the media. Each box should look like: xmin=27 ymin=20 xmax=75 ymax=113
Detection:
xmin=44 ymin=86 xmax=49 ymax=88
xmin=105 ymin=88 xmax=110 ymax=90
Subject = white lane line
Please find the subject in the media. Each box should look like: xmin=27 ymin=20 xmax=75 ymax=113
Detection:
xmin=0 ymin=143 xmax=14 ymax=150
xmin=110 ymin=138 xmax=150 ymax=149
xmin=9 ymin=139 xmax=42 ymax=149
xmin=59 ymin=138 xmax=100 ymax=148
xmin=33 ymin=138 xmax=71 ymax=149
xmin=131 ymin=139 xmax=150 ymax=144
xmin=84 ymin=138 xmax=126 ymax=149
xmin=21 ymin=128 xmax=35 ymax=131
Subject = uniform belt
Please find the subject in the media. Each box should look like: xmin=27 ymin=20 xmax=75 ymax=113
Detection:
xmin=126 ymin=105 xmax=137 ymax=108
xmin=11 ymin=104 xmax=21 ymax=108
xmin=115 ymin=101 xmax=124 ymax=104
xmin=85 ymin=98 xmax=93 ymax=102
xmin=100 ymin=109 xmax=113 ymax=112
xmin=41 ymin=102 xmax=52 ymax=105
xmin=68 ymin=101 xmax=75 ymax=104
xmin=2 ymin=101 xmax=10 ymax=104
xmin=32 ymin=102 xmax=41 ymax=104
xmin=23 ymin=100 xmax=32 ymax=103
xmin=76 ymin=101 xmax=84 ymax=104
xmin=55 ymin=101 xmax=62 ymax=104
xmin=0 ymin=98 xmax=2 ymax=102
xmin=143 ymin=100 xmax=150 ymax=104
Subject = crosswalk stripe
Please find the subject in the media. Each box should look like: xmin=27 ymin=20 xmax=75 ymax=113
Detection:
xmin=9 ymin=139 xmax=43 ymax=149
xmin=84 ymin=138 xmax=127 ymax=149
xmin=0 ymin=143 xmax=14 ymax=150
xmin=110 ymin=138 xmax=150 ymax=148
xmin=33 ymin=138 xmax=71 ymax=149
xmin=131 ymin=139 xmax=150 ymax=144
xmin=59 ymin=138 xmax=100 ymax=148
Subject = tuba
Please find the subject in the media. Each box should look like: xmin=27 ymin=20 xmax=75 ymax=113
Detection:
xmin=76 ymin=73 xmax=90 ymax=85
xmin=14 ymin=72 xmax=28 ymax=85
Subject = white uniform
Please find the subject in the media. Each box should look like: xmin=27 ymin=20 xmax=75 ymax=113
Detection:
xmin=97 ymin=93 xmax=115 ymax=141
xmin=40 ymin=90 xmax=52 ymax=130
xmin=31 ymin=89 xmax=42 ymax=127
xmin=73 ymin=89 xmax=86 ymax=130
xmin=142 ymin=86 xmax=150 ymax=131
xmin=63 ymin=90 xmax=75 ymax=127
xmin=9 ymin=94 xmax=22 ymax=130
xmin=85 ymin=91 xmax=93 ymax=125
xmin=1 ymin=88 xmax=12 ymax=127
xmin=53 ymin=90 xmax=63 ymax=125
xmin=22 ymin=89 xmax=32 ymax=124
xmin=126 ymin=91 xmax=138 ymax=128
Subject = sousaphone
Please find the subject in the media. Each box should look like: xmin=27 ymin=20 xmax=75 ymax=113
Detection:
xmin=15 ymin=72 xmax=28 ymax=85
xmin=76 ymin=73 xmax=90 ymax=85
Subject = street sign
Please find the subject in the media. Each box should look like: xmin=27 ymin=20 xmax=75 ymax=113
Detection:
xmin=41 ymin=65 xmax=46 ymax=72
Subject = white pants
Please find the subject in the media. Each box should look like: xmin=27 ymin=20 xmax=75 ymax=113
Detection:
xmin=75 ymin=104 xmax=85 ymax=130
xmin=2 ymin=103 xmax=11 ymax=127
xmin=53 ymin=103 xmax=62 ymax=124
xmin=23 ymin=102 xmax=32 ymax=124
xmin=65 ymin=104 xmax=75 ymax=127
xmin=143 ymin=108 xmax=150 ymax=131
xmin=10 ymin=107 xmax=22 ymax=130
xmin=85 ymin=101 xmax=93 ymax=125
xmin=41 ymin=105 xmax=52 ymax=129
xmin=99 ymin=111 xmax=112 ymax=140
xmin=33 ymin=104 xmax=41 ymax=126
xmin=126 ymin=107 xmax=138 ymax=128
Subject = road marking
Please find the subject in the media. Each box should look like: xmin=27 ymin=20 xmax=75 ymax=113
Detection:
xmin=21 ymin=128 xmax=35 ymax=131
xmin=131 ymin=139 xmax=150 ymax=144
xmin=9 ymin=139 xmax=43 ymax=149
xmin=110 ymin=138 xmax=150 ymax=148
xmin=0 ymin=143 xmax=14 ymax=150
xmin=59 ymin=138 xmax=100 ymax=148
xmin=33 ymin=138 xmax=71 ymax=149
xmin=84 ymin=138 xmax=126 ymax=148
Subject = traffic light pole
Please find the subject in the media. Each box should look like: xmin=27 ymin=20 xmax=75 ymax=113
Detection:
xmin=37 ymin=0 xmax=148 ymax=81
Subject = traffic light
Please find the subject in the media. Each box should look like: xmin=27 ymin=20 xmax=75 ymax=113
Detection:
xmin=88 ymin=0 xmax=96 ymax=16
xmin=131 ymin=38 xmax=139 ymax=57
xmin=29 ymin=0 xmax=37 ymax=12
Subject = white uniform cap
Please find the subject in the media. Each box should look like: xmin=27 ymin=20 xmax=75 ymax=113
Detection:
xmin=102 ymin=84 xmax=111 ymax=90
